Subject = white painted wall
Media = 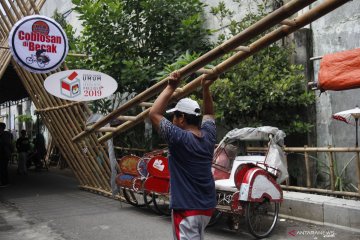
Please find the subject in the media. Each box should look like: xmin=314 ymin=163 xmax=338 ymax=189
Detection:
xmin=40 ymin=0 xmax=83 ymax=35
xmin=202 ymin=0 xmax=258 ymax=41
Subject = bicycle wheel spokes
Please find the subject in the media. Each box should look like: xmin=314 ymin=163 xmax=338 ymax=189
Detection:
xmin=206 ymin=209 xmax=222 ymax=228
xmin=152 ymin=193 xmax=171 ymax=216
xmin=143 ymin=191 xmax=162 ymax=214
xmin=245 ymin=200 xmax=279 ymax=239
xmin=122 ymin=188 xmax=146 ymax=207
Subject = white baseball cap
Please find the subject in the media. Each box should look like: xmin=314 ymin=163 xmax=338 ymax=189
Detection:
xmin=166 ymin=98 xmax=201 ymax=116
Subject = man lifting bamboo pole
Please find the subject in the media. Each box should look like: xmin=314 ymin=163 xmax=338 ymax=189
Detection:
xmin=95 ymin=0 xmax=351 ymax=143
xmin=72 ymin=0 xmax=318 ymax=142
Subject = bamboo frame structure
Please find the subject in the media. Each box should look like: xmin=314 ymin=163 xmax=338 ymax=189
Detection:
xmin=247 ymin=146 xmax=360 ymax=198
xmin=0 ymin=0 xmax=112 ymax=195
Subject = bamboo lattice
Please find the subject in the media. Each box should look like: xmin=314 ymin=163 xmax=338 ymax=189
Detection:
xmin=0 ymin=0 xmax=112 ymax=196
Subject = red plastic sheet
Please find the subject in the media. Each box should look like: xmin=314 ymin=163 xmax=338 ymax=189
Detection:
xmin=318 ymin=48 xmax=360 ymax=91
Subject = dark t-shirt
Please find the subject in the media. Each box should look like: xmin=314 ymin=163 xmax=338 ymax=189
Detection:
xmin=16 ymin=137 xmax=31 ymax=153
xmin=159 ymin=117 xmax=217 ymax=210
xmin=0 ymin=131 xmax=12 ymax=160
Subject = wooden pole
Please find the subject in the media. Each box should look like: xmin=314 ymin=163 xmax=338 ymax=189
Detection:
xmin=7 ymin=0 xmax=22 ymax=20
xmin=15 ymin=0 xmax=28 ymax=16
xmin=0 ymin=0 xmax=16 ymax=26
xmin=18 ymin=0 xmax=31 ymax=15
xmin=304 ymin=145 xmax=311 ymax=188
xmin=114 ymin=146 xmax=147 ymax=152
xmin=284 ymin=147 xmax=290 ymax=186
xmin=35 ymin=102 xmax=82 ymax=112
xmin=13 ymin=63 xmax=91 ymax=186
xmin=11 ymin=64 xmax=87 ymax=186
xmin=281 ymin=185 xmax=360 ymax=198
xmin=72 ymin=0 xmax=318 ymax=142
xmin=28 ymin=0 xmax=40 ymax=14
xmin=356 ymin=152 xmax=360 ymax=194
xmin=247 ymin=146 xmax=360 ymax=152
xmin=328 ymin=151 xmax=335 ymax=191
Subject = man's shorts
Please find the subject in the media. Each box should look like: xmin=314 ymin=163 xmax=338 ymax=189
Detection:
xmin=172 ymin=209 xmax=214 ymax=240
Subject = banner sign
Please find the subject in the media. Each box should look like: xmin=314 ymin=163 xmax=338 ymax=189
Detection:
xmin=44 ymin=70 xmax=118 ymax=101
xmin=8 ymin=15 xmax=69 ymax=73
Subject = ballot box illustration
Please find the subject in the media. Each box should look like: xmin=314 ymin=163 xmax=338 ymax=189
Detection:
xmin=61 ymin=71 xmax=81 ymax=98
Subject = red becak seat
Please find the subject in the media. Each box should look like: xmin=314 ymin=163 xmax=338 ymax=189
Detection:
xmin=116 ymin=155 xmax=141 ymax=189
xmin=143 ymin=156 xmax=170 ymax=194
xmin=118 ymin=155 xmax=141 ymax=176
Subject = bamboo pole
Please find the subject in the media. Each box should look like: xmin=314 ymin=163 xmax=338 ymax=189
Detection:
xmin=0 ymin=25 xmax=6 ymax=36
xmin=114 ymin=146 xmax=147 ymax=152
xmin=67 ymin=93 xmax=112 ymax=177
xmin=35 ymin=102 xmax=82 ymax=112
xmin=249 ymin=145 xmax=360 ymax=195
xmin=116 ymin=116 xmax=137 ymax=122
xmin=96 ymin=127 xmax=117 ymax=132
xmin=284 ymin=151 xmax=290 ymax=186
xmin=37 ymin=0 xmax=47 ymax=13
xmin=73 ymin=0 xmax=318 ymax=142
xmin=16 ymin=0 xmax=28 ymax=16
xmin=67 ymin=104 xmax=112 ymax=184
xmin=20 ymin=68 xmax=101 ymax=188
xmin=0 ymin=11 xmax=10 ymax=32
xmin=28 ymin=0 xmax=39 ymax=14
xmin=0 ymin=19 xmax=11 ymax=73
xmin=97 ymin=0 xmax=351 ymax=143
xmin=79 ymin=185 xmax=126 ymax=202
xmin=328 ymin=151 xmax=336 ymax=191
xmin=18 ymin=0 xmax=31 ymax=15
xmin=55 ymin=100 xmax=110 ymax=189
xmin=139 ymin=102 xmax=154 ymax=107
xmin=247 ymin=146 xmax=360 ymax=152
xmin=11 ymin=62 xmax=87 ymax=186
xmin=7 ymin=0 xmax=22 ymax=20
xmin=0 ymin=52 xmax=11 ymax=78
xmin=0 ymin=15 xmax=11 ymax=34
xmin=59 ymin=109 xmax=109 ymax=189
xmin=74 ymin=103 xmax=112 ymax=177
xmin=281 ymin=185 xmax=360 ymax=198
xmin=12 ymin=63 xmax=91 ymax=186
xmin=356 ymin=152 xmax=360 ymax=194
xmin=41 ymin=112 xmax=86 ymax=186
xmin=57 ymin=64 xmax=111 ymax=180
xmin=304 ymin=145 xmax=311 ymax=188
xmin=43 ymin=69 xmax=111 ymax=189
xmin=0 ymin=0 xmax=16 ymax=26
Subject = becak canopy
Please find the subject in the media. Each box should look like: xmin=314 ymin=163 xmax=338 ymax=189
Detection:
xmin=318 ymin=48 xmax=360 ymax=91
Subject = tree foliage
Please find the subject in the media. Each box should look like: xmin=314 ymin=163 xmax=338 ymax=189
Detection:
xmin=69 ymin=0 xmax=211 ymax=94
xmin=61 ymin=0 xmax=315 ymax=140
xmin=64 ymin=0 xmax=211 ymax=148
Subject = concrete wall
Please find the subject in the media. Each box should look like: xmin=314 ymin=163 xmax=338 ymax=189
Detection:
xmin=203 ymin=0 xmax=360 ymax=187
xmin=311 ymin=0 xmax=360 ymax=186
xmin=312 ymin=0 xmax=360 ymax=148
xmin=202 ymin=0 xmax=258 ymax=41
